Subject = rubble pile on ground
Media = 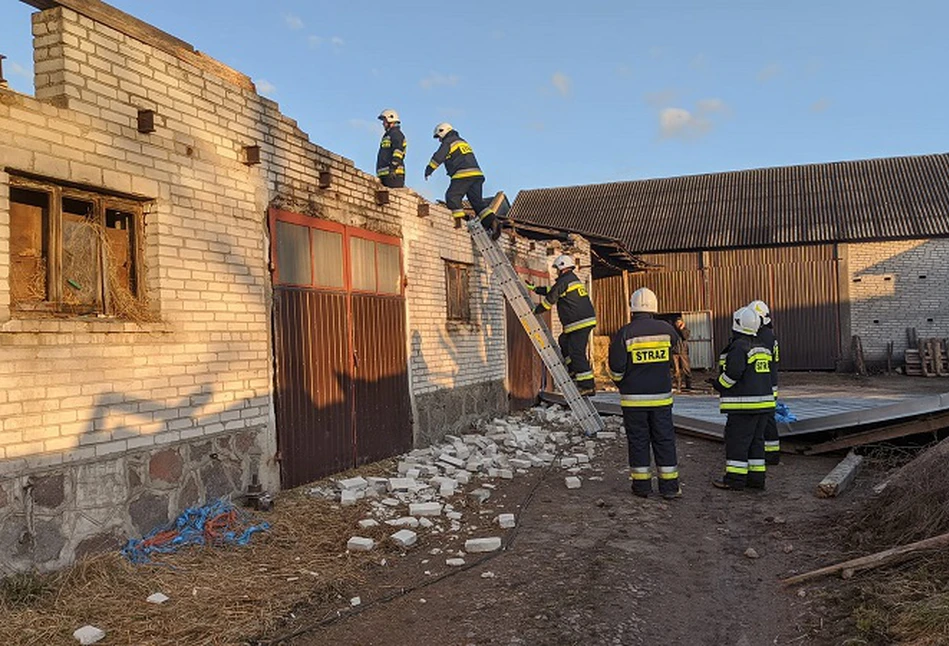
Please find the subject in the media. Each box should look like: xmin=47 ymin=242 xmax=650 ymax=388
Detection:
xmin=308 ymin=405 xmax=622 ymax=563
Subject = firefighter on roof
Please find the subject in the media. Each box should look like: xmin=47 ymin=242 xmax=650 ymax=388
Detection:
xmin=376 ymin=109 xmax=406 ymax=188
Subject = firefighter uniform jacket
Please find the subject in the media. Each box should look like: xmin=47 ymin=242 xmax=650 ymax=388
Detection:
xmin=533 ymin=271 xmax=596 ymax=333
xmin=608 ymin=313 xmax=679 ymax=408
xmin=714 ymin=334 xmax=775 ymax=414
xmin=377 ymin=126 xmax=407 ymax=179
xmin=755 ymin=324 xmax=779 ymax=397
xmin=426 ymin=131 xmax=483 ymax=180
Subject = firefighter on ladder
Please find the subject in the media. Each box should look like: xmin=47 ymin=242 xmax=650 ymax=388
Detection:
xmin=526 ymin=254 xmax=597 ymax=395
xmin=424 ymin=123 xmax=503 ymax=240
xmin=376 ymin=109 xmax=406 ymax=188
xmin=608 ymin=287 xmax=682 ymax=499
xmin=710 ymin=307 xmax=775 ymax=491
xmin=748 ymin=299 xmax=781 ymax=465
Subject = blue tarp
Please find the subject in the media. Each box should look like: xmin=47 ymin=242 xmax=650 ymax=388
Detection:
xmin=775 ymin=401 xmax=798 ymax=423
xmin=122 ymin=498 xmax=269 ymax=564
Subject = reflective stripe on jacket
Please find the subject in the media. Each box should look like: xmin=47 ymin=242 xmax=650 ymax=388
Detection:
xmin=716 ymin=334 xmax=775 ymax=413
xmin=755 ymin=324 xmax=779 ymax=396
xmin=427 ymin=131 xmax=483 ymax=180
xmin=377 ymin=126 xmax=407 ymax=177
xmin=608 ymin=313 xmax=679 ymax=408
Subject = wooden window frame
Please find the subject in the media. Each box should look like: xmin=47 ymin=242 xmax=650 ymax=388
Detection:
xmin=9 ymin=175 xmax=146 ymax=317
xmin=444 ymin=259 xmax=472 ymax=323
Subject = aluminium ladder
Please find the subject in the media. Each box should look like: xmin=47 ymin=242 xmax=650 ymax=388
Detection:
xmin=466 ymin=217 xmax=605 ymax=436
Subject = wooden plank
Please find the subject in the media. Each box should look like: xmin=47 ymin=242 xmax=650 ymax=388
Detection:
xmin=852 ymin=335 xmax=867 ymax=376
xmin=19 ymin=0 xmax=254 ymax=90
xmin=781 ymin=531 xmax=949 ymax=586
xmin=803 ymin=410 xmax=949 ymax=455
xmin=816 ymin=451 xmax=863 ymax=498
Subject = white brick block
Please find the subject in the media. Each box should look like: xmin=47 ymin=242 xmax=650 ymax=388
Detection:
xmin=390 ymin=529 xmax=417 ymax=548
xmin=409 ymin=502 xmax=442 ymax=517
xmin=464 ymin=537 xmax=502 ymax=553
xmin=346 ymin=536 xmax=375 ymax=552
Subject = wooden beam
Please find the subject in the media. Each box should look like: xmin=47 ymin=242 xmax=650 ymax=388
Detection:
xmin=781 ymin=531 xmax=949 ymax=586
xmin=802 ymin=410 xmax=949 ymax=455
xmin=816 ymin=451 xmax=863 ymax=498
xmin=19 ymin=0 xmax=254 ymax=91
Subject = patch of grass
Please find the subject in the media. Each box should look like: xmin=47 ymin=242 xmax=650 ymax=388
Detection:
xmin=852 ymin=602 xmax=891 ymax=641
xmin=0 ymin=572 xmax=53 ymax=609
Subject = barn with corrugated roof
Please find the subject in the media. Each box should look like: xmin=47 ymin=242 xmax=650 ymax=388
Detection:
xmin=508 ymin=152 xmax=949 ymax=371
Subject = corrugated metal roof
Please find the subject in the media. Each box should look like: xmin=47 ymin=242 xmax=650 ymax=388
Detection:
xmin=509 ymin=153 xmax=949 ymax=253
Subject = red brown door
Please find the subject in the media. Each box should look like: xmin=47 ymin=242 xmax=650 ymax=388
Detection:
xmin=507 ymin=266 xmax=551 ymax=411
xmin=270 ymin=210 xmax=411 ymax=488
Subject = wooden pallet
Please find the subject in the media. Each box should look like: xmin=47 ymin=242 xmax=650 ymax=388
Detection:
xmin=904 ymin=337 xmax=949 ymax=377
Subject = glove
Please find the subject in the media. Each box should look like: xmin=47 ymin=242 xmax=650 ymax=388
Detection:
xmin=424 ymin=166 xmax=433 ymax=180
xmin=525 ymin=281 xmax=536 ymax=292
xmin=533 ymin=304 xmax=545 ymax=315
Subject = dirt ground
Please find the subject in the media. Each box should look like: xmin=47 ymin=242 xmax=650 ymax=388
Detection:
xmin=265 ymin=377 xmax=919 ymax=646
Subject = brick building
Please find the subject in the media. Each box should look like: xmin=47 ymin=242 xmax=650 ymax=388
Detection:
xmin=510 ymin=153 xmax=949 ymax=371
xmin=0 ymin=0 xmax=582 ymax=572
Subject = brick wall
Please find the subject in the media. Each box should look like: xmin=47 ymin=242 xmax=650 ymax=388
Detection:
xmin=0 ymin=3 xmax=558 ymax=572
xmin=847 ymin=238 xmax=949 ymax=361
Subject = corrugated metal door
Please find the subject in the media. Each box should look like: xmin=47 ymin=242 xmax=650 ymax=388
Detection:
xmin=507 ymin=266 xmax=550 ymax=410
xmin=270 ymin=209 xmax=410 ymax=488
xmin=682 ymin=311 xmax=714 ymax=369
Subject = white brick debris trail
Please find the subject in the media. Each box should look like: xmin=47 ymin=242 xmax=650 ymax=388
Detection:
xmin=312 ymin=407 xmax=626 ymax=562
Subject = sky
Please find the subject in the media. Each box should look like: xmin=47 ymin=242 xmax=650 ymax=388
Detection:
xmin=1 ymin=0 xmax=948 ymax=200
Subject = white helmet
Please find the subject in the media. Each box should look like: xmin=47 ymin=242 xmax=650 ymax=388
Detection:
xmin=378 ymin=109 xmax=400 ymax=124
xmin=433 ymin=122 xmax=454 ymax=139
xmin=552 ymin=254 xmax=575 ymax=272
xmin=748 ymin=299 xmax=771 ymax=325
xmin=733 ymin=307 xmax=761 ymax=336
xmin=630 ymin=287 xmax=658 ymax=313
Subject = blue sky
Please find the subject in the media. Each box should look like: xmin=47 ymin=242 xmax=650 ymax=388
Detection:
xmin=1 ymin=0 xmax=947 ymax=200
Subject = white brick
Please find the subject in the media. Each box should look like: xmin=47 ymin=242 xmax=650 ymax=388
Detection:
xmin=408 ymin=502 xmax=442 ymax=517
xmin=390 ymin=529 xmax=417 ymax=548
xmin=464 ymin=537 xmax=502 ymax=553
xmin=346 ymin=536 xmax=375 ymax=552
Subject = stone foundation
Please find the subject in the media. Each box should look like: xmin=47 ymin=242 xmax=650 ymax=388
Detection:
xmin=413 ymin=380 xmax=508 ymax=447
xmin=0 ymin=427 xmax=264 ymax=573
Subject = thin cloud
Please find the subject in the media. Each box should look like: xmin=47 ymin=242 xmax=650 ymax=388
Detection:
xmin=527 ymin=121 xmax=546 ymax=132
xmin=696 ymin=98 xmax=728 ymax=114
xmin=659 ymin=107 xmax=713 ymax=140
xmin=283 ymin=13 xmax=304 ymax=30
xmin=690 ymin=53 xmax=708 ymax=70
xmin=551 ymin=72 xmax=571 ymax=97
xmin=615 ymin=64 xmax=633 ymax=78
xmin=648 ymin=46 xmax=665 ymax=59
xmin=8 ymin=61 xmax=30 ymax=78
xmin=307 ymin=35 xmax=323 ymax=48
xmin=644 ymin=89 xmax=679 ymax=108
xmin=419 ymin=72 xmax=459 ymax=90
xmin=256 ymin=79 xmax=276 ymax=95
xmin=810 ymin=98 xmax=831 ymax=113
xmin=330 ymin=36 xmax=345 ymax=47
xmin=348 ymin=118 xmax=381 ymax=136
xmin=491 ymin=29 xmax=505 ymax=40
xmin=757 ymin=63 xmax=781 ymax=82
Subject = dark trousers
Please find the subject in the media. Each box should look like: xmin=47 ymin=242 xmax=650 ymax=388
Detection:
xmin=381 ymin=173 xmax=405 ymax=188
xmin=723 ymin=413 xmax=768 ymax=489
xmin=764 ymin=414 xmax=780 ymax=464
xmin=622 ymin=407 xmax=680 ymax=496
xmin=673 ymin=353 xmax=692 ymax=389
xmin=445 ymin=177 xmax=497 ymax=231
xmin=559 ymin=329 xmax=594 ymax=390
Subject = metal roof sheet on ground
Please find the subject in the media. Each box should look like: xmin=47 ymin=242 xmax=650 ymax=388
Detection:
xmin=541 ymin=389 xmax=949 ymax=440
xmin=510 ymin=152 xmax=949 ymax=254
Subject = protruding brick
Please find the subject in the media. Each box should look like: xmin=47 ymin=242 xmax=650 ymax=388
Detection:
xmin=465 ymin=537 xmax=502 ymax=553
xmin=565 ymin=477 xmax=582 ymax=489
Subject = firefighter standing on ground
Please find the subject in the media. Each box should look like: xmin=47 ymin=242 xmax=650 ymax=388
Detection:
xmin=711 ymin=307 xmax=775 ymax=491
xmin=749 ymin=300 xmax=781 ymax=465
xmin=424 ymin=123 xmax=502 ymax=240
xmin=527 ymin=255 xmax=597 ymax=395
xmin=376 ymin=109 xmax=406 ymax=188
xmin=673 ymin=317 xmax=692 ymax=392
xmin=608 ymin=287 xmax=682 ymax=499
